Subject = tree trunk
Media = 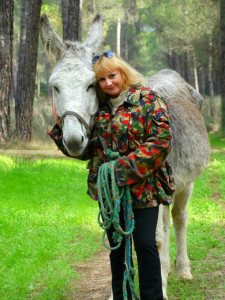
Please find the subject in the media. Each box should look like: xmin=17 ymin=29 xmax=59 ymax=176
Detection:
xmin=179 ymin=52 xmax=185 ymax=80
xmin=0 ymin=0 xmax=14 ymax=142
xmin=171 ymin=50 xmax=180 ymax=74
xmin=199 ymin=67 xmax=206 ymax=99
xmin=37 ymin=72 xmax=40 ymax=97
xmin=124 ymin=18 xmax=128 ymax=62
xmin=193 ymin=52 xmax=199 ymax=93
xmin=92 ymin=0 xmax=96 ymax=12
xmin=220 ymin=0 xmax=225 ymax=134
xmin=208 ymin=46 xmax=215 ymax=122
xmin=45 ymin=61 xmax=52 ymax=99
xmin=184 ymin=47 xmax=193 ymax=86
xmin=11 ymin=59 xmax=17 ymax=102
xmin=15 ymin=0 xmax=42 ymax=140
xmin=117 ymin=17 xmax=121 ymax=56
xmin=61 ymin=0 xmax=69 ymax=40
xmin=168 ymin=50 xmax=173 ymax=69
xmin=61 ymin=0 xmax=82 ymax=41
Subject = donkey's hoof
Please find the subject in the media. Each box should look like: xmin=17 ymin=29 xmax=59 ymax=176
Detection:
xmin=174 ymin=258 xmax=193 ymax=280
xmin=177 ymin=270 xmax=193 ymax=280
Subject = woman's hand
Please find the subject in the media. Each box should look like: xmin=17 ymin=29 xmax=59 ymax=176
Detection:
xmin=52 ymin=103 xmax=60 ymax=124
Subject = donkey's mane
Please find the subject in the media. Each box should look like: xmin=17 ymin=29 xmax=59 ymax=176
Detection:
xmin=62 ymin=42 xmax=93 ymax=69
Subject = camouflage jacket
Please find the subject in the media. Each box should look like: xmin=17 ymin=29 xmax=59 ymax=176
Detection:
xmin=49 ymin=86 xmax=175 ymax=208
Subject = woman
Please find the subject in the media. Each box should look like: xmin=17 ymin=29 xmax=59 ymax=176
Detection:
xmin=50 ymin=51 xmax=175 ymax=300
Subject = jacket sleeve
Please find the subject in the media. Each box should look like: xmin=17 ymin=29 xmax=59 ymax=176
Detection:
xmin=115 ymin=95 xmax=172 ymax=186
xmin=49 ymin=124 xmax=73 ymax=157
xmin=48 ymin=124 xmax=94 ymax=160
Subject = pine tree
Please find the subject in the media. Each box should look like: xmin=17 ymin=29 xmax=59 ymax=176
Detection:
xmin=61 ymin=0 xmax=82 ymax=41
xmin=220 ymin=0 xmax=225 ymax=134
xmin=0 ymin=0 xmax=14 ymax=141
xmin=15 ymin=0 xmax=42 ymax=140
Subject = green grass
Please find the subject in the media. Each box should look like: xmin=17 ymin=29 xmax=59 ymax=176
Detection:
xmin=0 ymin=156 xmax=101 ymax=299
xmin=209 ymin=133 xmax=225 ymax=151
xmin=167 ymin=151 xmax=225 ymax=299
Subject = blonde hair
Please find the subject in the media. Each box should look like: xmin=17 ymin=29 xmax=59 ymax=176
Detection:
xmin=93 ymin=53 xmax=147 ymax=102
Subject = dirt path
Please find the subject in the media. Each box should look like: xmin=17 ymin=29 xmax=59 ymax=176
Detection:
xmin=70 ymin=247 xmax=112 ymax=300
xmin=0 ymin=149 xmax=65 ymax=157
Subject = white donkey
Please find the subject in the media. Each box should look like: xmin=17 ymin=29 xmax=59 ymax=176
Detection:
xmin=39 ymin=14 xmax=210 ymax=299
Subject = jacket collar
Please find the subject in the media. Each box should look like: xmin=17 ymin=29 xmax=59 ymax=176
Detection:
xmin=124 ymin=85 xmax=143 ymax=106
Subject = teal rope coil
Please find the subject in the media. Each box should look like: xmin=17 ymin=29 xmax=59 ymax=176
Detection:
xmin=97 ymin=149 xmax=139 ymax=300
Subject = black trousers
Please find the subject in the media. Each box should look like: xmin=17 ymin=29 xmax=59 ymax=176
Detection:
xmin=106 ymin=206 xmax=163 ymax=300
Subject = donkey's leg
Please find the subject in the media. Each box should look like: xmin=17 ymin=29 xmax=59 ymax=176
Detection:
xmin=156 ymin=205 xmax=170 ymax=300
xmin=172 ymin=183 xmax=193 ymax=280
xmin=108 ymin=290 xmax=113 ymax=300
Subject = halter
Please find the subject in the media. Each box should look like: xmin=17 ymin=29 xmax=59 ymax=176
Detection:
xmin=60 ymin=110 xmax=95 ymax=139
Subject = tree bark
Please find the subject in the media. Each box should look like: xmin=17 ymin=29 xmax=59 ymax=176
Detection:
xmin=193 ymin=52 xmax=199 ymax=93
xmin=199 ymin=67 xmax=206 ymax=99
xmin=11 ymin=59 xmax=17 ymax=102
xmin=184 ymin=47 xmax=193 ymax=86
xmin=15 ymin=0 xmax=42 ymax=140
xmin=117 ymin=17 xmax=121 ymax=56
xmin=179 ymin=53 xmax=185 ymax=80
xmin=45 ymin=61 xmax=52 ymax=99
xmin=0 ymin=0 xmax=14 ymax=142
xmin=92 ymin=0 xmax=96 ymax=13
xmin=61 ymin=0 xmax=82 ymax=41
xmin=208 ymin=44 xmax=216 ymax=122
xmin=171 ymin=50 xmax=180 ymax=74
xmin=124 ymin=18 xmax=128 ymax=61
xmin=220 ymin=0 xmax=225 ymax=134
xmin=168 ymin=50 xmax=173 ymax=69
xmin=37 ymin=72 xmax=40 ymax=97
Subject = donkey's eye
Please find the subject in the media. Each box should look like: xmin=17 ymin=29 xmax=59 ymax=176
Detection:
xmin=54 ymin=86 xmax=60 ymax=94
xmin=87 ymin=84 xmax=95 ymax=92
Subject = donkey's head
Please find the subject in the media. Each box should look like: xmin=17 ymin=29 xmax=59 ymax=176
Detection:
xmin=39 ymin=15 xmax=102 ymax=156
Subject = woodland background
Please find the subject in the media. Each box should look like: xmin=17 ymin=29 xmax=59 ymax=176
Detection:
xmin=0 ymin=2 xmax=225 ymax=299
xmin=1 ymin=0 xmax=225 ymax=147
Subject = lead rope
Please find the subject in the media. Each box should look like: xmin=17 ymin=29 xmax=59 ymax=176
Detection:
xmin=97 ymin=149 xmax=139 ymax=300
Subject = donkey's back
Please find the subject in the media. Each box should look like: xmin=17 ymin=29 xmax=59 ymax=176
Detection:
xmin=148 ymin=69 xmax=210 ymax=193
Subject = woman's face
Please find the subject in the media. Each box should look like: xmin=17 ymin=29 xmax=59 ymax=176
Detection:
xmin=97 ymin=69 xmax=124 ymax=99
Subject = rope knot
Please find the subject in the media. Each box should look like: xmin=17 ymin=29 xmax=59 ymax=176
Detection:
xmin=112 ymin=231 xmax=123 ymax=245
xmin=105 ymin=149 xmax=120 ymax=160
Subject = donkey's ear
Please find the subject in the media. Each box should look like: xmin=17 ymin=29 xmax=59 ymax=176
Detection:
xmin=39 ymin=14 xmax=65 ymax=66
xmin=83 ymin=14 xmax=102 ymax=54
